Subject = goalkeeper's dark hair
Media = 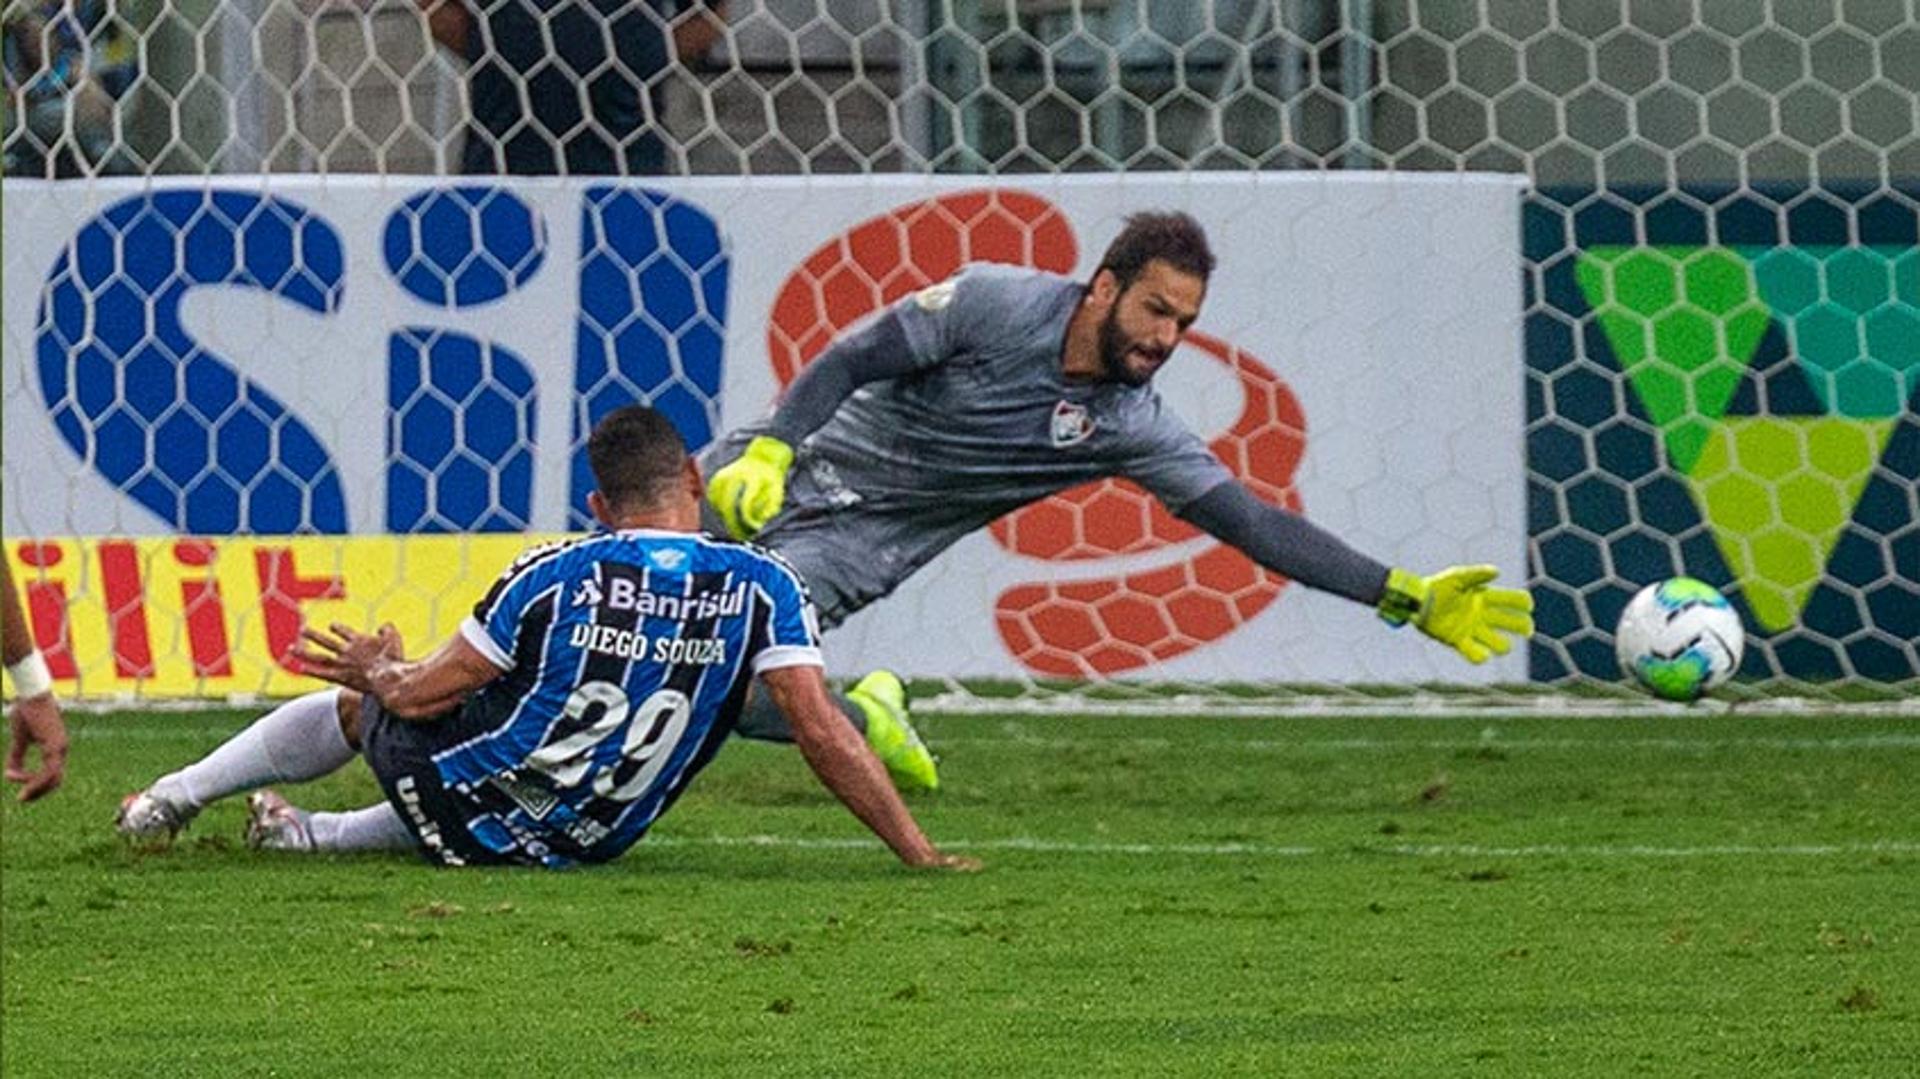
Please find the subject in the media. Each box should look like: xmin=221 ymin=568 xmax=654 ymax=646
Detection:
xmin=586 ymin=405 xmax=688 ymax=511
xmin=1095 ymin=211 xmax=1216 ymax=292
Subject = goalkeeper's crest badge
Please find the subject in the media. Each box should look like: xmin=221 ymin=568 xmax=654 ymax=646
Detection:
xmin=1050 ymin=400 xmax=1095 ymax=448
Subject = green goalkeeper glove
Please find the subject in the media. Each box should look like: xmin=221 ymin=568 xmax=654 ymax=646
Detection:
xmin=1377 ymin=565 xmax=1535 ymax=665
xmin=707 ymin=435 xmax=795 ymax=539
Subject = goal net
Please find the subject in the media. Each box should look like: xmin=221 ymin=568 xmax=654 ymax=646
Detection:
xmin=4 ymin=1 xmax=1916 ymax=708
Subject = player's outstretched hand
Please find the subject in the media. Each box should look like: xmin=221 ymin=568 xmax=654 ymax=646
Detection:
xmin=1379 ymin=565 xmax=1535 ymax=664
xmin=706 ymin=435 xmax=794 ymax=539
xmin=5 ymin=694 xmax=67 ymax=802
xmin=292 ymin=622 xmax=399 ymax=692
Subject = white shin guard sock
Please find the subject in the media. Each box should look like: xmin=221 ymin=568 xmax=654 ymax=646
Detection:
xmin=307 ymin=802 xmax=414 ymax=852
xmin=157 ymin=689 xmax=356 ymax=809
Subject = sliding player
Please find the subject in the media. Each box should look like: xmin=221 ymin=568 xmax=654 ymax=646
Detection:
xmin=117 ymin=406 xmax=974 ymax=872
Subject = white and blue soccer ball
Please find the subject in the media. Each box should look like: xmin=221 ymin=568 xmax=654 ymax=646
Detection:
xmin=1615 ymin=578 xmax=1746 ymax=702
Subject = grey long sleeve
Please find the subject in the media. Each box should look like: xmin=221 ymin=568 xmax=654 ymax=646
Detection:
xmin=1179 ymin=481 xmax=1392 ymax=607
xmin=765 ymin=308 xmax=923 ymax=446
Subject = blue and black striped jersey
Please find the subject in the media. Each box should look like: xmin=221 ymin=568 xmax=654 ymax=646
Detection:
xmin=434 ymin=528 xmax=821 ymax=864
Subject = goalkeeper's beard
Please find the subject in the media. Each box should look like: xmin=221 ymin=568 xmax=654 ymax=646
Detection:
xmin=1098 ymin=309 xmax=1168 ymax=387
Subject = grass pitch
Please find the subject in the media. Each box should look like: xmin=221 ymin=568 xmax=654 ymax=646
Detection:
xmin=4 ymin=708 xmax=1915 ymax=1077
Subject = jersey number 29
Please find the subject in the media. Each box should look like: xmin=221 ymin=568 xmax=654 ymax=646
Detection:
xmin=525 ymin=682 xmax=692 ymax=801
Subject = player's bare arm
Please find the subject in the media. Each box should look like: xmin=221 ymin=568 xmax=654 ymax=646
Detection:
xmin=759 ymin=664 xmax=979 ymax=872
xmin=294 ymin=623 xmax=502 ymax=719
xmin=3 ymin=559 xmax=67 ymax=801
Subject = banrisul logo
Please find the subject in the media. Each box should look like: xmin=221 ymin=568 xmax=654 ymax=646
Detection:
xmin=1573 ymin=244 xmax=1917 ymax=632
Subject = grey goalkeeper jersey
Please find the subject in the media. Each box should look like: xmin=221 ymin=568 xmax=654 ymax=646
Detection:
xmin=704 ymin=264 xmax=1233 ymax=625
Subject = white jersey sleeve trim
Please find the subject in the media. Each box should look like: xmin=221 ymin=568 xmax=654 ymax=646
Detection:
xmin=460 ymin=616 xmax=514 ymax=671
xmin=752 ymin=644 xmax=825 ymax=674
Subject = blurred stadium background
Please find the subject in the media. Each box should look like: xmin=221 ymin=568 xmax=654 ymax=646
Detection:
xmin=3 ymin=1 xmax=1917 ymax=705
xmin=9 ymin=0 xmax=1917 ymax=182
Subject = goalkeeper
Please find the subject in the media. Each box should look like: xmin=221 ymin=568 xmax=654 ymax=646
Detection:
xmin=705 ymin=212 xmax=1534 ymax=790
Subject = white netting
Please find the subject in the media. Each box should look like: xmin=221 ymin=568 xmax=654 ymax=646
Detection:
xmin=6 ymin=2 xmax=1917 ymax=181
xmin=3 ymin=1 xmax=1917 ymax=704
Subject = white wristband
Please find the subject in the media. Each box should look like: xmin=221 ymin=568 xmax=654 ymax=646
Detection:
xmin=7 ymin=651 xmax=54 ymax=700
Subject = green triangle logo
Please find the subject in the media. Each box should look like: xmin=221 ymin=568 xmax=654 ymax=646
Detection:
xmin=1575 ymin=245 xmax=1916 ymax=633
xmin=1687 ymin=417 xmax=1895 ymax=631
xmin=1576 ymin=247 xmax=1769 ymax=473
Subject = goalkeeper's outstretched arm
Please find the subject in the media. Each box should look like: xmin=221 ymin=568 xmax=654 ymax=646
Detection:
xmin=1179 ymin=481 xmax=1534 ymax=664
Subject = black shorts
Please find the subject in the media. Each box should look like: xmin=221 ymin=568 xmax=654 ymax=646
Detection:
xmin=361 ymin=695 xmax=552 ymax=867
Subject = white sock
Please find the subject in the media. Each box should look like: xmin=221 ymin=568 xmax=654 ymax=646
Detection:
xmin=307 ymin=802 xmax=414 ymax=852
xmin=153 ymin=689 xmax=355 ymax=809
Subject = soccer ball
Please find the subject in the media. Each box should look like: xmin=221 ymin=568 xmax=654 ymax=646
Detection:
xmin=1615 ymin=578 xmax=1746 ymax=702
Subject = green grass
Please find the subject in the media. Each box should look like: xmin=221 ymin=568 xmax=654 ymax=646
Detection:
xmin=4 ymin=709 xmax=1917 ymax=1077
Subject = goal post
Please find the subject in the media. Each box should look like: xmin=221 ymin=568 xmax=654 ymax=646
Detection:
xmin=4 ymin=1 xmax=1916 ymax=704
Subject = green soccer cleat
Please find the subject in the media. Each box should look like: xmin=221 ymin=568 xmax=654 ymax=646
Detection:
xmin=846 ymin=670 xmax=939 ymax=792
